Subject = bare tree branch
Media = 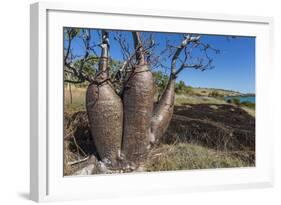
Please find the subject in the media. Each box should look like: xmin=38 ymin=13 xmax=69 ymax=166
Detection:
xmin=64 ymin=79 xmax=86 ymax=84
xmin=114 ymin=32 xmax=131 ymax=61
xmin=171 ymin=34 xmax=201 ymax=76
xmin=164 ymin=34 xmax=219 ymax=78
xmin=64 ymin=29 xmax=73 ymax=62
xmin=132 ymin=31 xmax=145 ymax=65
xmin=112 ymin=32 xmax=157 ymax=91
xmin=63 ymin=28 xmax=97 ymax=84
xmin=67 ymin=156 xmax=90 ymax=166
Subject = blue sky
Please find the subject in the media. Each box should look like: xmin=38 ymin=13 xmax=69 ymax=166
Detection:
xmin=64 ymin=29 xmax=255 ymax=94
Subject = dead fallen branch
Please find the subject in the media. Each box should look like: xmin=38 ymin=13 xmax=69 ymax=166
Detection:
xmin=67 ymin=156 xmax=89 ymax=166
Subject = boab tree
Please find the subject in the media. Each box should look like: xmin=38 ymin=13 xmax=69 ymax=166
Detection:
xmin=86 ymin=31 xmax=123 ymax=168
xmin=64 ymin=29 xmax=218 ymax=170
xmin=122 ymin=32 xmax=155 ymax=163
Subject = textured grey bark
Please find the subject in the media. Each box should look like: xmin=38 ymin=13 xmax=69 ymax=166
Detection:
xmin=86 ymin=31 xmax=123 ymax=167
xmin=150 ymin=77 xmax=176 ymax=144
xmin=149 ymin=35 xmax=201 ymax=144
xmin=121 ymin=32 xmax=154 ymax=162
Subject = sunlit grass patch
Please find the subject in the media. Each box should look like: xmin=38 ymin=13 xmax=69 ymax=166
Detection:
xmin=145 ymin=143 xmax=251 ymax=172
xmin=175 ymin=94 xmax=226 ymax=105
xmin=64 ymin=86 xmax=86 ymax=113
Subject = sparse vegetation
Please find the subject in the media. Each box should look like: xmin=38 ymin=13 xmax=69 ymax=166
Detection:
xmin=241 ymin=101 xmax=255 ymax=109
xmin=64 ymin=86 xmax=255 ymax=175
xmin=64 ymin=86 xmax=87 ymax=113
xmin=191 ymin=87 xmax=241 ymax=97
xmin=208 ymin=90 xmax=224 ymax=98
xmin=231 ymin=98 xmax=241 ymax=105
xmin=63 ymin=28 xmax=255 ymax=175
xmin=145 ymin=143 xmax=250 ymax=172
xmin=175 ymin=94 xmax=226 ymax=105
xmin=175 ymin=81 xmax=193 ymax=95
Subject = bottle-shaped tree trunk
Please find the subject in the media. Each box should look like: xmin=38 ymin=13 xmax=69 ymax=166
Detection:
xmin=149 ymin=35 xmax=194 ymax=144
xmin=150 ymin=77 xmax=176 ymax=144
xmin=122 ymin=32 xmax=154 ymax=162
xmin=86 ymin=31 xmax=123 ymax=167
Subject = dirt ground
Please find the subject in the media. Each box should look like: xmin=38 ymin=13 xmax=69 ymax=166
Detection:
xmin=163 ymin=104 xmax=255 ymax=151
xmin=63 ymin=104 xmax=255 ymax=175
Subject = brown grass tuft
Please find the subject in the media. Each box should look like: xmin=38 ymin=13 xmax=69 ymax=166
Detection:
xmin=145 ymin=143 xmax=252 ymax=172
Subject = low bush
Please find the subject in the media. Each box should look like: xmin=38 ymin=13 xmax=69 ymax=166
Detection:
xmin=208 ymin=91 xmax=224 ymax=98
xmin=175 ymin=81 xmax=193 ymax=95
xmin=232 ymin=98 xmax=241 ymax=105
xmin=241 ymin=101 xmax=255 ymax=109
xmin=226 ymin=98 xmax=240 ymax=105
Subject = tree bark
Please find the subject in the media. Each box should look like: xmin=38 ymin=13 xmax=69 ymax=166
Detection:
xmin=86 ymin=31 xmax=123 ymax=167
xmin=121 ymin=32 xmax=154 ymax=162
xmin=149 ymin=35 xmax=199 ymax=144
xmin=150 ymin=77 xmax=176 ymax=144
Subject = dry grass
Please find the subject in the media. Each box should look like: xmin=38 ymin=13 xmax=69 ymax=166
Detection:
xmin=174 ymin=94 xmax=255 ymax=117
xmin=145 ymin=143 xmax=252 ymax=172
xmin=63 ymin=140 xmax=84 ymax=175
xmin=64 ymin=86 xmax=254 ymax=117
xmin=63 ymin=86 xmax=255 ymax=175
xmin=64 ymin=86 xmax=87 ymax=113
xmin=241 ymin=106 xmax=255 ymax=117
xmin=64 ymin=87 xmax=230 ymax=112
xmin=64 ymin=110 xmax=255 ymax=175
xmin=175 ymin=94 xmax=226 ymax=105
xmin=191 ymin=87 xmax=241 ymax=97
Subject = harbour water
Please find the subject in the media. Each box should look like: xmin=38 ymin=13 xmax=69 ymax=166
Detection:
xmin=225 ymin=96 xmax=255 ymax=103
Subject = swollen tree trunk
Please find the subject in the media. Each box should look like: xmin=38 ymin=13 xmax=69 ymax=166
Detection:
xmin=149 ymin=36 xmax=188 ymax=144
xmin=122 ymin=32 xmax=154 ymax=162
xmin=150 ymin=77 xmax=175 ymax=144
xmin=86 ymin=31 xmax=123 ymax=167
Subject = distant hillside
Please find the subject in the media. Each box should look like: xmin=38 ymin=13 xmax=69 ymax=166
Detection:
xmin=190 ymin=87 xmax=242 ymax=97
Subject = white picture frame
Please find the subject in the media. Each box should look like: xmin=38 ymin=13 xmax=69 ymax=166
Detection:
xmin=30 ymin=2 xmax=274 ymax=202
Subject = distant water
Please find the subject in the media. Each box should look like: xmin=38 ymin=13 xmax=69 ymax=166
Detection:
xmin=225 ymin=96 xmax=255 ymax=103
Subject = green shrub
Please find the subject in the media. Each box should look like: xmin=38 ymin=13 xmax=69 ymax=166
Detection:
xmin=208 ymin=91 xmax=224 ymax=98
xmin=175 ymin=81 xmax=193 ymax=95
xmin=226 ymin=99 xmax=232 ymax=103
xmin=241 ymin=101 xmax=255 ymax=109
xmin=232 ymin=98 xmax=241 ymax=105
xmin=152 ymin=71 xmax=169 ymax=94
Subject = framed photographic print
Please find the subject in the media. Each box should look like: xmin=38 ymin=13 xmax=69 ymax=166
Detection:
xmin=30 ymin=2 xmax=274 ymax=202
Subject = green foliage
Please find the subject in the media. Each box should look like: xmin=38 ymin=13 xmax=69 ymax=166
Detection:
xmin=64 ymin=28 xmax=81 ymax=39
xmin=152 ymin=74 xmax=193 ymax=96
xmin=208 ymin=91 xmax=224 ymax=98
xmin=175 ymin=80 xmax=185 ymax=92
xmin=73 ymin=56 xmax=97 ymax=76
xmin=226 ymin=99 xmax=232 ymax=103
xmin=108 ymin=60 xmax=123 ymax=80
xmin=226 ymin=98 xmax=245 ymax=106
xmin=232 ymin=98 xmax=241 ymax=105
xmin=241 ymin=101 xmax=255 ymax=109
xmin=175 ymin=80 xmax=193 ymax=95
xmin=66 ymin=55 xmax=122 ymax=88
xmin=152 ymin=71 xmax=169 ymax=94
